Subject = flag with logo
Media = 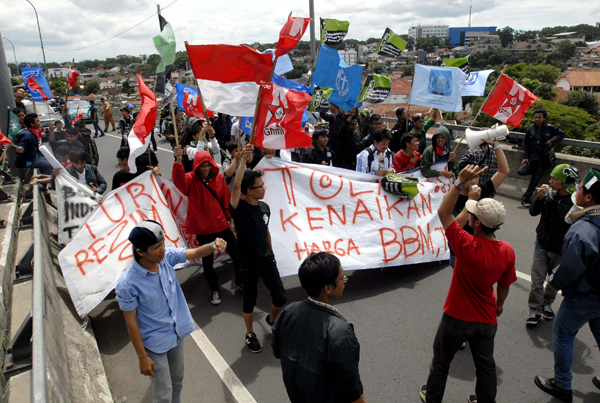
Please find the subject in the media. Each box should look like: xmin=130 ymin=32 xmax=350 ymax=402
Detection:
xmin=176 ymin=83 xmax=215 ymax=119
xmin=240 ymin=117 xmax=253 ymax=135
xmin=311 ymin=44 xmax=364 ymax=112
xmin=460 ymin=69 xmax=494 ymax=97
xmin=376 ymin=28 xmax=406 ymax=58
xmin=72 ymin=107 xmax=83 ymax=124
xmin=253 ymin=77 xmax=312 ymax=149
xmin=309 ymin=86 xmax=333 ymax=113
xmin=7 ymin=108 xmax=20 ymax=143
xmin=357 ymin=74 xmax=392 ymax=104
xmin=409 ymin=64 xmax=467 ymax=112
xmin=127 ymin=73 xmax=158 ymax=173
xmin=481 ymin=75 xmax=538 ymax=127
xmin=66 ymin=66 xmax=79 ymax=89
xmin=320 ymin=18 xmax=350 ymax=45
xmin=444 ymin=56 xmax=470 ymax=76
xmin=186 ymin=43 xmax=273 ymax=116
xmin=21 ymin=66 xmax=53 ymax=102
xmin=275 ymin=15 xmax=311 ymax=57
xmin=154 ymin=15 xmax=176 ymax=98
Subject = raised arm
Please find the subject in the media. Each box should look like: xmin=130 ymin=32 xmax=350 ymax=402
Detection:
xmin=486 ymin=138 xmax=509 ymax=190
xmin=185 ymin=238 xmax=226 ymax=260
xmin=439 ymin=165 xmax=488 ymax=230
xmin=230 ymin=143 xmax=254 ymax=210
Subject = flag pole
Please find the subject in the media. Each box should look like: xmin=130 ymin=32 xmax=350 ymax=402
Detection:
xmin=452 ymin=65 xmax=506 ymax=153
xmin=169 ymin=100 xmax=179 ymax=147
xmin=237 ymin=116 xmax=242 ymax=149
xmin=248 ymin=82 xmax=265 ymax=146
xmin=184 ymin=41 xmax=214 ymax=130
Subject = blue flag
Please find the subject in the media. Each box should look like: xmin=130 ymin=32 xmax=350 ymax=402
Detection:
xmin=408 ymin=64 xmax=467 ymax=112
xmin=240 ymin=117 xmax=253 ymax=135
xmin=311 ymin=44 xmax=364 ymax=112
xmin=21 ymin=66 xmax=53 ymax=102
xmin=460 ymin=69 xmax=494 ymax=97
xmin=176 ymin=83 xmax=214 ymax=119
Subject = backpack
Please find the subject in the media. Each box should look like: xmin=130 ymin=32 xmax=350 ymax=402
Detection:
xmin=364 ymin=147 xmax=391 ymax=174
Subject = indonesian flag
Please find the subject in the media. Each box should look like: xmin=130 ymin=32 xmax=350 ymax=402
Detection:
xmin=185 ymin=43 xmax=273 ymax=116
xmin=128 ymin=73 xmax=158 ymax=174
xmin=72 ymin=107 xmax=83 ymax=124
xmin=275 ymin=15 xmax=311 ymax=57
xmin=0 ymin=131 xmax=12 ymax=145
xmin=67 ymin=66 xmax=79 ymax=88
xmin=253 ymin=82 xmax=312 ymax=149
xmin=481 ymin=75 xmax=539 ymax=128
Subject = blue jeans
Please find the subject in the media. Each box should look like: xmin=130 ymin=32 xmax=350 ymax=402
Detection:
xmin=93 ymin=121 xmax=104 ymax=137
xmin=145 ymin=338 xmax=185 ymax=403
xmin=553 ymin=293 xmax=600 ymax=390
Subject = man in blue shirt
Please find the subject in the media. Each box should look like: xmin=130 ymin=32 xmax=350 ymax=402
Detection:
xmin=89 ymin=100 xmax=105 ymax=138
xmin=116 ymin=220 xmax=226 ymax=403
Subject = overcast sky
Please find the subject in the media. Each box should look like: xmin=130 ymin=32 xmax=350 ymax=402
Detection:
xmin=1 ymin=0 xmax=599 ymax=64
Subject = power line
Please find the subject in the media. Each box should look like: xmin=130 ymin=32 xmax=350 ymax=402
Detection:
xmin=46 ymin=0 xmax=179 ymax=52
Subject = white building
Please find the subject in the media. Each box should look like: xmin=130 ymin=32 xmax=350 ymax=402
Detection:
xmin=472 ymin=35 xmax=502 ymax=53
xmin=47 ymin=67 xmax=70 ymax=78
xmin=339 ymin=49 xmax=358 ymax=65
xmin=408 ymin=24 xmax=449 ymax=40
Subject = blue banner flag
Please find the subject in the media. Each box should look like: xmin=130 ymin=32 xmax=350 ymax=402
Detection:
xmin=311 ymin=44 xmax=364 ymax=112
xmin=21 ymin=66 xmax=53 ymax=102
xmin=240 ymin=117 xmax=253 ymax=135
xmin=460 ymin=69 xmax=494 ymax=97
xmin=408 ymin=64 xmax=467 ymax=112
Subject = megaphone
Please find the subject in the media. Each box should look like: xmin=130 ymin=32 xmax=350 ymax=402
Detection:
xmin=465 ymin=124 xmax=509 ymax=151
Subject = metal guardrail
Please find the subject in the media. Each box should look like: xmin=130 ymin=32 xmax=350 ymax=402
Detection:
xmin=380 ymin=117 xmax=600 ymax=150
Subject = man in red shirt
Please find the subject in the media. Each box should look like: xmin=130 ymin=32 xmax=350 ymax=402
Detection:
xmin=420 ymin=164 xmax=517 ymax=403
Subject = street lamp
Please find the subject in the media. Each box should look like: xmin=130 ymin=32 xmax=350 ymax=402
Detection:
xmin=2 ymin=37 xmax=18 ymax=76
xmin=25 ymin=0 xmax=48 ymax=73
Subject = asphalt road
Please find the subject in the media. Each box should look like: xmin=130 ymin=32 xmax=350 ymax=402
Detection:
xmin=87 ymin=121 xmax=600 ymax=403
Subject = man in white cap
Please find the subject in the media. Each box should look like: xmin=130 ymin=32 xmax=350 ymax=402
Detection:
xmin=420 ymin=164 xmax=517 ymax=403
xmin=116 ymin=220 xmax=226 ymax=403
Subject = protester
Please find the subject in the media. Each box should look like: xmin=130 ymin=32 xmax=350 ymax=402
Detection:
xmin=182 ymin=117 xmax=219 ymax=172
xmin=222 ymin=141 xmax=252 ymax=192
xmin=336 ymin=110 xmax=363 ymax=170
xmin=392 ymin=133 xmax=421 ymax=173
xmin=526 ymin=164 xmax=579 ymax=326
xmin=101 ymin=97 xmax=116 ymax=132
xmin=389 ymin=107 xmax=412 ymax=153
xmin=271 ymin=252 xmax=367 ymax=403
xmin=360 ymin=113 xmax=384 ymax=148
xmin=127 ymin=103 xmax=135 ymax=115
xmin=356 ymin=129 xmax=394 ymax=176
xmin=172 ymin=147 xmax=239 ymax=305
xmin=358 ymin=109 xmax=370 ymax=136
xmin=28 ymin=145 xmax=72 ymax=190
xmin=321 ymin=103 xmax=346 ymax=153
xmin=74 ymin=120 xmax=99 ymax=166
xmin=14 ymin=113 xmax=52 ymax=175
xmin=457 ymin=142 xmax=498 ymax=186
xmin=111 ymin=148 xmax=160 ymax=191
xmin=302 ymin=128 xmax=337 ymax=166
xmin=116 ymin=220 xmax=226 ymax=403
xmin=50 ymin=127 xmax=91 ymax=164
xmin=166 ymin=108 xmax=184 ymax=150
xmin=12 ymin=107 xmax=26 ymax=130
xmin=89 ymin=100 xmax=105 ymax=138
xmin=421 ymin=164 xmax=517 ymax=403
xmin=13 ymin=87 xmax=26 ymax=110
xmin=212 ymin=113 xmax=232 ymax=150
xmin=53 ymin=120 xmax=66 ymax=142
xmin=534 ymin=168 xmax=600 ymax=402
xmin=65 ymin=148 xmax=107 ymax=194
xmin=410 ymin=109 xmax=437 ymax=155
xmin=230 ymin=144 xmax=287 ymax=353
xmin=118 ymin=107 xmax=136 ymax=148
xmin=420 ymin=126 xmax=456 ymax=179
xmin=520 ymin=108 xmax=566 ymax=207
xmin=247 ymin=147 xmax=276 ymax=170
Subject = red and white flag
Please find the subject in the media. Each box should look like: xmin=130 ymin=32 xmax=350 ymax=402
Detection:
xmin=481 ymin=75 xmax=538 ymax=127
xmin=67 ymin=66 xmax=79 ymax=89
xmin=128 ymin=73 xmax=158 ymax=173
xmin=0 ymin=131 xmax=12 ymax=145
xmin=275 ymin=15 xmax=311 ymax=57
xmin=253 ymin=82 xmax=312 ymax=149
xmin=185 ymin=44 xmax=273 ymax=116
xmin=72 ymin=107 xmax=83 ymax=124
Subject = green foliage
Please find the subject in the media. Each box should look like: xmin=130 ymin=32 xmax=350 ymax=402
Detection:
xmin=50 ymin=77 xmax=67 ymax=97
xmin=10 ymin=77 xmax=22 ymax=86
xmin=139 ymin=64 xmax=156 ymax=78
xmin=415 ymin=36 xmax=443 ymax=53
xmin=560 ymin=90 xmax=600 ymax=117
xmin=83 ymin=80 xmax=100 ymax=95
xmin=174 ymin=51 xmax=189 ymax=70
xmin=533 ymin=83 xmax=556 ymax=101
xmin=520 ymin=100 xmax=595 ymax=140
xmin=122 ymin=81 xmax=134 ymax=95
xmin=496 ymin=26 xmax=514 ymax=47
xmin=539 ymin=24 xmax=600 ymax=41
xmin=505 ymin=63 xmax=561 ymax=84
xmin=7 ymin=63 xmax=18 ymax=76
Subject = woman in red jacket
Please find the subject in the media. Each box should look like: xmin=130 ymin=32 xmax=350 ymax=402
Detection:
xmin=173 ymin=146 xmax=239 ymax=305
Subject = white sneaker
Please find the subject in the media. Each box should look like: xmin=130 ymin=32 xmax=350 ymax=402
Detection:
xmin=210 ymin=291 xmax=221 ymax=305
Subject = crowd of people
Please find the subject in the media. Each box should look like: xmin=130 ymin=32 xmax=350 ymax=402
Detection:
xmin=8 ymin=86 xmax=600 ymax=403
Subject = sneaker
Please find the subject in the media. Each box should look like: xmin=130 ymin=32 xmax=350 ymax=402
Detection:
xmin=459 ymin=341 xmax=467 ymax=349
xmin=542 ymin=305 xmax=555 ymax=320
xmin=245 ymin=332 xmax=262 ymax=353
xmin=534 ymin=375 xmax=573 ymax=402
xmin=210 ymin=291 xmax=221 ymax=305
xmin=526 ymin=312 xmax=541 ymax=326
xmin=521 ymin=199 xmax=531 ymax=208
xmin=593 ymin=375 xmax=600 ymax=390
xmin=467 ymin=395 xmax=477 ymax=403
xmin=419 ymin=385 xmax=426 ymax=402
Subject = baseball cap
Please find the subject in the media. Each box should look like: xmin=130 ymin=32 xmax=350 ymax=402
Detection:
xmin=128 ymin=220 xmax=164 ymax=249
xmin=127 ymin=103 xmax=134 ymax=108
xmin=465 ymin=198 xmax=506 ymax=229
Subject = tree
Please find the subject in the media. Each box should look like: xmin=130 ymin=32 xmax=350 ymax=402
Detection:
xmin=11 ymin=77 xmax=22 ymax=86
xmin=519 ymin=100 xmax=595 ymax=140
xmin=122 ymin=81 xmax=134 ymax=95
xmin=174 ymin=51 xmax=189 ymax=70
xmin=496 ymin=26 xmax=515 ymax=47
xmin=84 ymin=80 xmax=100 ymax=95
xmin=560 ymin=90 xmax=600 ymax=117
xmin=533 ymin=83 xmax=556 ymax=101
xmin=50 ymin=77 xmax=67 ymax=97
xmin=505 ymin=63 xmax=560 ymax=84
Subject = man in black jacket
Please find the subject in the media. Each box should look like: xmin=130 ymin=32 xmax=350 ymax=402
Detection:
xmin=321 ymin=103 xmax=346 ymax=154
xmin=337 ymin=111 xmax=363 ymax=170
xmin=302 ymin=128 xmax=338 ymax=167
xmin=520 ymin=108 xmax=566 ymax=206
xmin=271 ymin=252 xmax=367 ymax=403
xmin=526 ymin=164 xmax=578 ymax=326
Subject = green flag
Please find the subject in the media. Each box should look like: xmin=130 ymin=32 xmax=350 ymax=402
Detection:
xmin=376 ymin=28 xmax=406 ymax=58
xmin=154 ymin=14 xmax=176 ymax=97
xmin=7 ymin=107 xmax=20 ymax=143
xmin=309 ymin=86 xmax=333 ymax=113
xmin=320 ymin=18 xmax=350 ymax=45
xmin=357 ymin=74 xmax=392 ymax=104
xmin=443 ymin=55 xmax=470 ymax=76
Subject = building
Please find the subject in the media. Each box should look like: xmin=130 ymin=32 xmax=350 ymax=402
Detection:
xmin=47 ymin=67 xmax=70 ymax=78
xmin=448 ymin=26 xmax=497 ymax=46
xmin=506 ymin=39 xmax=555 ymax=54
xmin=408 ymin=24 xmax=449 ymax=40
xmin=472 ymin=35 xmax=502 ymax=53
xmin=547 ymin=32 xmax=586 ymax=44
xmin=555 ymin=70 xmax=600 ymax=94
xmin=339 ymin=49 xmax=358 ymax=65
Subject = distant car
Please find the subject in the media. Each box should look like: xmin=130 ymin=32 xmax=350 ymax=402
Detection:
xmin=67 ymin=100 xmax=92 ymax=123
xmin=23 ymin=99 xmax=64 ymax=140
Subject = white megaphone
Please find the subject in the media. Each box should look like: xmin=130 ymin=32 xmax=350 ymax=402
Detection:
xmin=465 ymin=124 xmax=509 ymax=151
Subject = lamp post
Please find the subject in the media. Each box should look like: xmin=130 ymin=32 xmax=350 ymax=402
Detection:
xmin=309 ymin=0 xmax=316 ymax=64
xmin=2 ymin=37 xmax=18 ymax=77
xmin=26 ymin=0 xmax=48 ymax=73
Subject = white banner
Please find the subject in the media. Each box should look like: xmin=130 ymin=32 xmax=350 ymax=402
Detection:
xmin=255 ymin=159 xmax=453 ymax=277
xmin=56 ymin=171 xmax=101 ymax=244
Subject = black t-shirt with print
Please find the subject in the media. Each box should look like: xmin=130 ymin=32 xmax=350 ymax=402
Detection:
xmin=230 ymin=199 xmax=274 ymax=260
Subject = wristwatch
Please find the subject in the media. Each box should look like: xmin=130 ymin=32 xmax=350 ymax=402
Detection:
xmin=210 ymin=241 xmax=216 ymax=251
xmin=454 ymin=180 xmax=466 ymax=190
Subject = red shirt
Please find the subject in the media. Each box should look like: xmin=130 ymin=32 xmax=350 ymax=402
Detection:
xmin=444 ymin=221 xmax=517 ymax=325
xmin=393 ymin=150 xmax=421 ymax=173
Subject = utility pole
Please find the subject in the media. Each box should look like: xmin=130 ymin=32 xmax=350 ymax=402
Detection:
xmin=309 ymin=0 xmax=316 ymax=64
xmin=468 ymin=0 xmax=472 ymax=27
xmin=26 ymin=0 xmax=48 ymax=73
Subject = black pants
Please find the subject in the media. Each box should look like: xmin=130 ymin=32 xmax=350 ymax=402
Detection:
xmin=150 ymin=131 xmax=157 ymax=151
xmin=196 ymin=228 xmax=238 ymax=292
xmin=522 ymin=160 xmax=546 ymax=202
xmin=426 ymin=313 xmax=498 ymax=403
xmin=241 ymin=256 xmax=287 ymax=314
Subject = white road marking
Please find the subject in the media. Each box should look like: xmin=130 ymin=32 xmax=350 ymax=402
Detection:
xmin=190 ymin=322 xmax=257 ymax=403
xmin=516 ymin=270 xmax=531 ymax=282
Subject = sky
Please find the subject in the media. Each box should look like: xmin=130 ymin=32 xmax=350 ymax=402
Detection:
xmin=1 ymin=0 xmax=599 ymax=65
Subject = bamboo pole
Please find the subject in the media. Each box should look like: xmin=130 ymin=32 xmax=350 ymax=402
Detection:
xmin=170 ymin=100 xmax=179 ymax=147
xmin=237 ymin=116 xmax=242 ymax=150
xmin=452 ymin=65 xmax=507 ymax=153
xmin=248 ymin=82 xmax=265 ymax=146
